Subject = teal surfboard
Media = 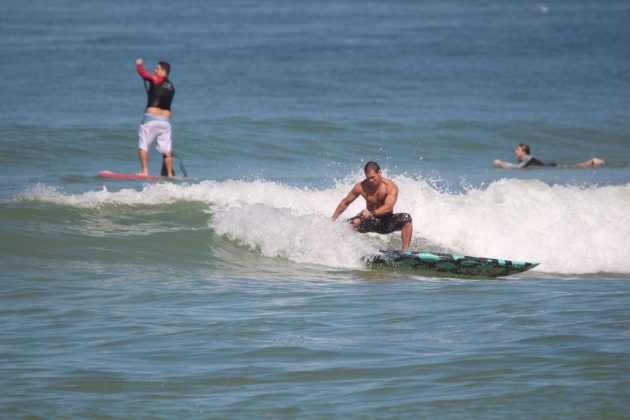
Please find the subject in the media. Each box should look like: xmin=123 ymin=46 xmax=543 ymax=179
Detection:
xmin=366 ymin=250 xmax=539 ymax=277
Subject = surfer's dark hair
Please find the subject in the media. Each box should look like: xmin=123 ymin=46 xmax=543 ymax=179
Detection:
xmin=364 ymin=161 xmax=381 ymax=173
xmin=158 ymin=61 xmax=171 ymax=75
xmin=518 ymin=143 xmax=530 ymax=154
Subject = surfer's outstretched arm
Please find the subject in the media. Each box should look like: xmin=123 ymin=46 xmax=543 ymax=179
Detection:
xmin=332 ymin=184 xmax=361 ymax=221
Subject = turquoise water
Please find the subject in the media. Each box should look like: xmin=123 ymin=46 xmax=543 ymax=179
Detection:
xmin=1 ymin=0 xmax=629 ymax=417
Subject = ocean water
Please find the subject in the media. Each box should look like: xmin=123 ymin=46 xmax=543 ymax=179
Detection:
xmin=1 ymin=0 xmax=629 ymax=417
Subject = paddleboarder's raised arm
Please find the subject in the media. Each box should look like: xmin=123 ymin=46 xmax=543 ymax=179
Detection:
xmin=136 ymin=58 xmax=165 ymax=84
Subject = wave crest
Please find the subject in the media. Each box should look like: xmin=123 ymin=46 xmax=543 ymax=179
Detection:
xmin=14 ymin=177 xmax=630 ymax=274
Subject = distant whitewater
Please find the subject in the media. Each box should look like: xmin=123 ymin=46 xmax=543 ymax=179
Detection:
xmin=16 ymin=176 xmax=630 ymax=275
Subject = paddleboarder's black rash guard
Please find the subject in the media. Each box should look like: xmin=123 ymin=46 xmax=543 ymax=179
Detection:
xmin=137 ymin=64 xmax=175 ymax=111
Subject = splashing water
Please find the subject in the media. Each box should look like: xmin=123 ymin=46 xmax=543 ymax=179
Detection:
xmin=15 ymin=176 xmax=630 ymax=274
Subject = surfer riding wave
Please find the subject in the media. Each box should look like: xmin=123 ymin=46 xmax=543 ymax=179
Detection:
xmin=332 ymin=161 xmax=413 ymax=251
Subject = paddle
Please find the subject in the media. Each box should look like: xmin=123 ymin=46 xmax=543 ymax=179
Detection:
xmin=174 ymin=153 xmax=188 ymax=177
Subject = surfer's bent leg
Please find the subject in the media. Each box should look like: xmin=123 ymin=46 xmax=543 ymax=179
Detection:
xmin=348 ymin=216 xmax=362 ymax=230
xmin=399 ymin=214 xmax=413 ymax=251
xmin=357 ymin=213 xmax=413 ymax=250
xmin=356 ymin=215 xmax=381 ymax=233
xmin=358 ymin=213 xmax=411 ymax=234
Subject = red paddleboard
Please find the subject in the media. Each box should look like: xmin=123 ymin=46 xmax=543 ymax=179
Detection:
xmin=98 ymin=171 xmax=162 ymax=180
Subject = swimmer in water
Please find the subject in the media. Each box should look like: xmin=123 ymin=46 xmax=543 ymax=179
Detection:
xmin=493 ymin=143 xmax=605 ymax=169
xmin=136 ymin=58 xmax=176 ymax=177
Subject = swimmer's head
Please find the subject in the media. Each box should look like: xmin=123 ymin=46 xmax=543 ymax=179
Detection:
xmin=515 ymin=143 xmax=530 ymax=159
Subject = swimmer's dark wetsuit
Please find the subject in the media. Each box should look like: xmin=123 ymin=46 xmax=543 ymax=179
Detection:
xmin=523 ymin=156 xmax=545 ymax=167
xmin=498 ymin=154 xmax=557 ymax=168
xmin=356 ymin=213 xmax=412 ymax=234
xmin=137 ymin=64 xmax=175 ymax=111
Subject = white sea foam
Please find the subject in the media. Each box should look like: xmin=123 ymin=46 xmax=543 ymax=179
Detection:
xmin=16 ymin=177 xmax=630 ymax=274
xmin=211 ymin=205 xmax=376 ymax=268
xmin=393 ymin=177 xmax=630 ymax=274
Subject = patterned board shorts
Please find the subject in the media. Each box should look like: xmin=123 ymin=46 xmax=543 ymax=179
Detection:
xmin=357 ymin=213 xmax=412 ymax=234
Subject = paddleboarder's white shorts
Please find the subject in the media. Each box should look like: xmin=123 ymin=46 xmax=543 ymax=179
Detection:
xmin=138 ymin=114 xmax=172 ymax=155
